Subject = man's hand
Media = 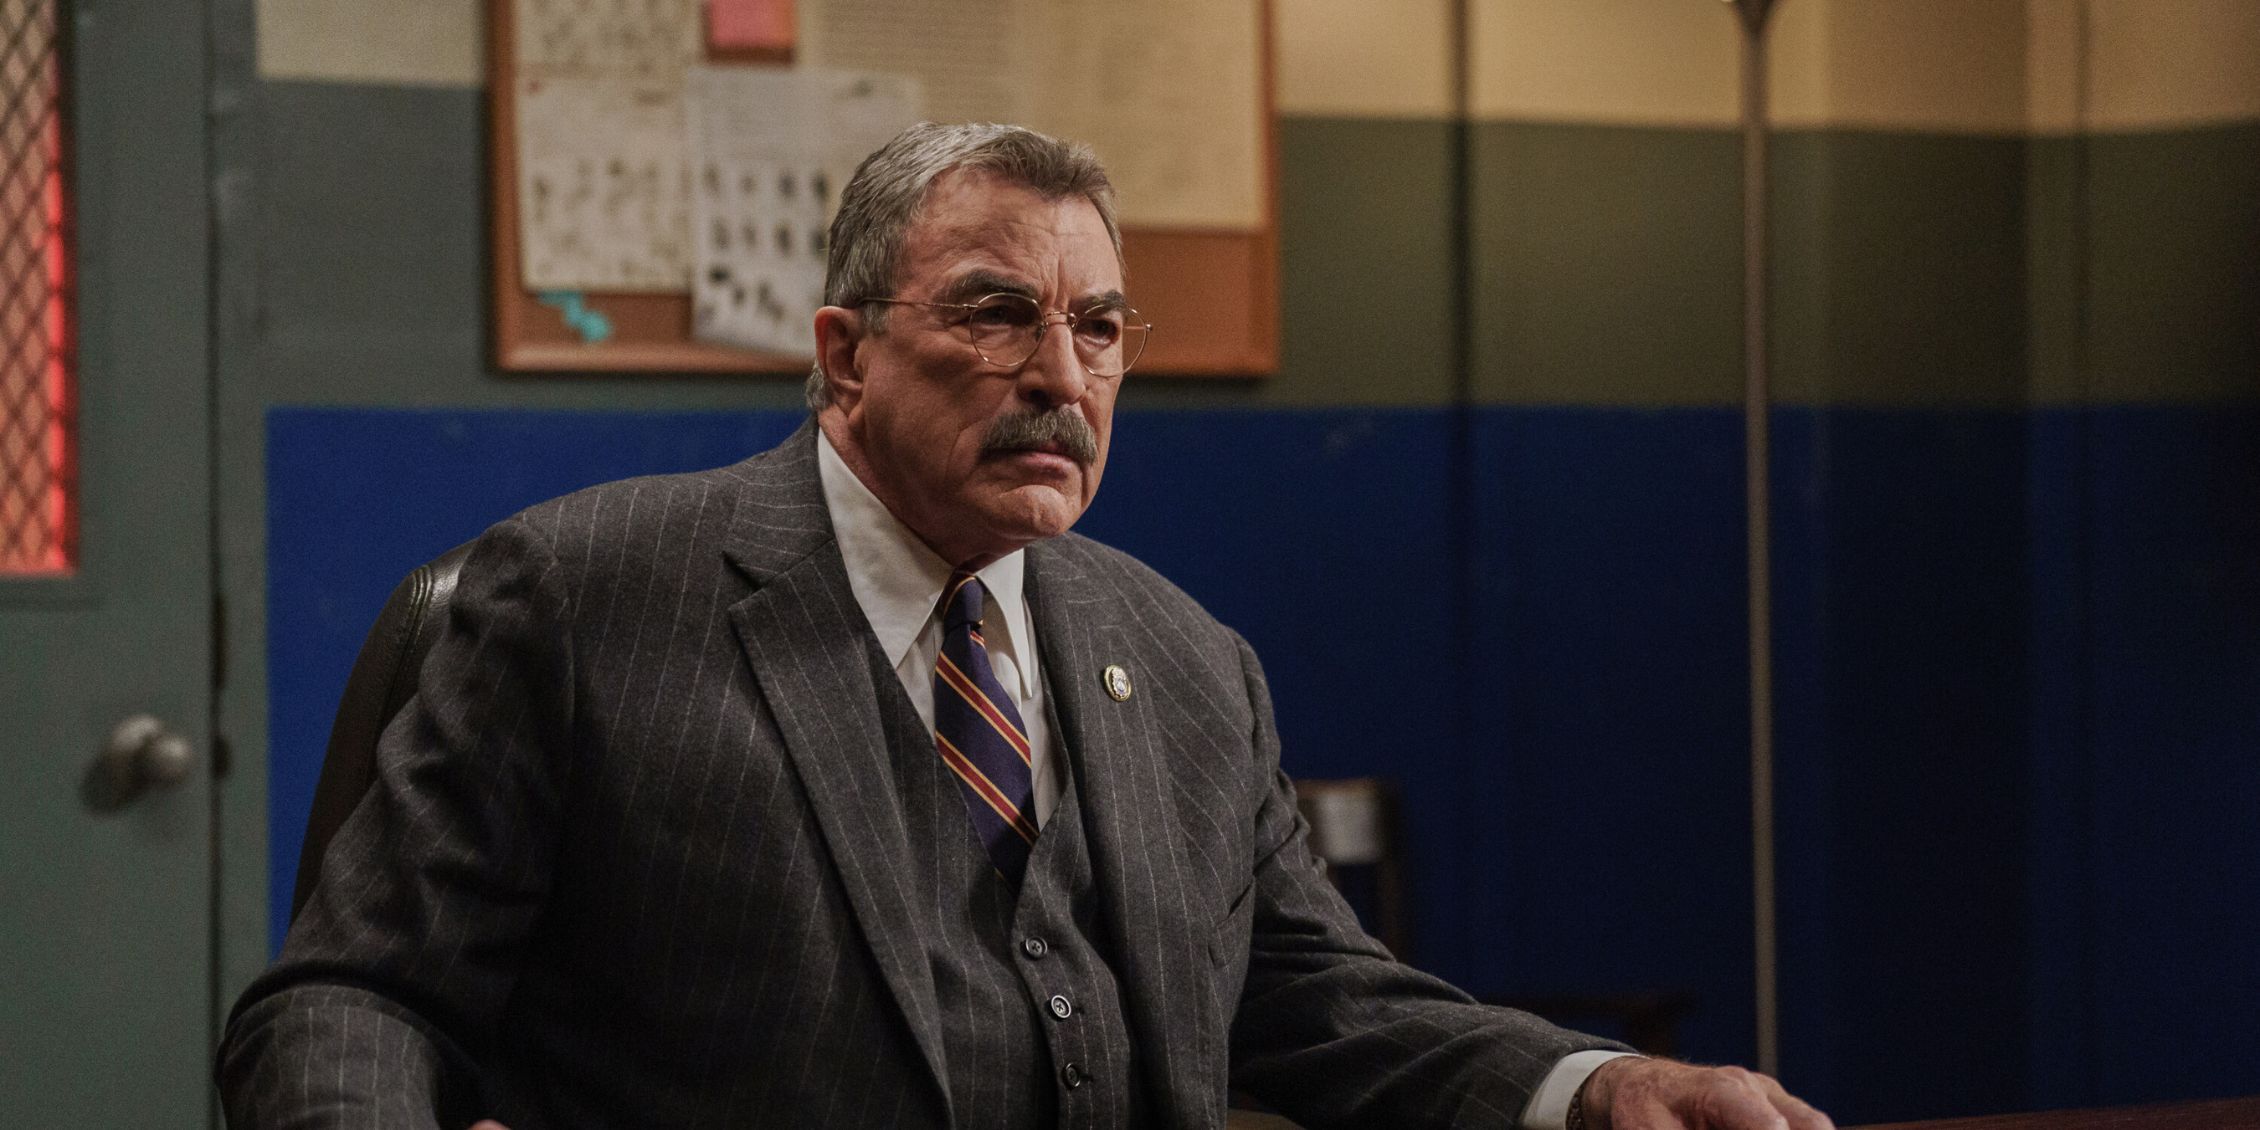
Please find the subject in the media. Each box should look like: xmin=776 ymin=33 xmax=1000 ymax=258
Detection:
xmin=1580 ymin=1057 xmax=1834 ymax=1130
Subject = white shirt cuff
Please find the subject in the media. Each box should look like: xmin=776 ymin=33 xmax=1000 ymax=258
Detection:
xmin=1520 ymin=1050 xmax=1641 ymax=1130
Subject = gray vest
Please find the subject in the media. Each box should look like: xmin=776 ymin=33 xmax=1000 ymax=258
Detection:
xmin=875 ymin=659 xmax=1150 ymax=1130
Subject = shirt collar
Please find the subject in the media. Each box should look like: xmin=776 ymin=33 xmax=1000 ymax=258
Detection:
xmin=816 ymin=427 xmax=1031 ymax=679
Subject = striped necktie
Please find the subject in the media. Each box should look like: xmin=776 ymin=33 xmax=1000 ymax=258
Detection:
xmin=933 ymin=571 xmax=1038 ymax=886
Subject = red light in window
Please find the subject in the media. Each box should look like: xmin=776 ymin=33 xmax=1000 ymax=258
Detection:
xmin=39 ymin=88 xmax=72 ymax=573
xmin=0 ymin=0 xmax=73 ymax=575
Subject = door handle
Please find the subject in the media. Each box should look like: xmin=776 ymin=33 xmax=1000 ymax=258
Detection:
xmin=81 ymin=714 xmax=196 ymax=813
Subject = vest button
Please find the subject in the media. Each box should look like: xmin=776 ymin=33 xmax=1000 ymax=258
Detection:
xmin=1048 ymin=994 xmax=1073 ymax=1020
xmin=1060 ymin=1061 xmax=1087 ymax=1090
xmin=1021 ymin=936 xmax=1048 ymax=959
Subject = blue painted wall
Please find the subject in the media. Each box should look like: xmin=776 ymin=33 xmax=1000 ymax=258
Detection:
xmin=267 ymin=400 xmax=2260 ymax=1120
xmin=2025 ymin=407 xmax=2260 ymax=1106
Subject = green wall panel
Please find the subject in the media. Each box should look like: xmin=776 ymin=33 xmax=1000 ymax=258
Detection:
xmin=1770 ymin=130 xmax=2030 ymax=409
xmin=1266 ymin=117 xmax=1458 ymax=408
xmin=1470 ymin=122 xmax=1744 ymax=408
xmin=2077 ymin=124 xmax=2260 ymax=406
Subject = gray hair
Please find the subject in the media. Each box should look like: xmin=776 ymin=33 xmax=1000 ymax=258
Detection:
xmin=805 ymin=122 xmax=1122 ymax=410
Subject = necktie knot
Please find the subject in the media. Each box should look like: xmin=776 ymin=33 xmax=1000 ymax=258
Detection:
xmin=943 ymin=571 xmax=987 ymax=631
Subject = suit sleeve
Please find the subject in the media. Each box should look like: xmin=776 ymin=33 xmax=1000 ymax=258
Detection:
xmin=1219 ymin=633 xmax=1630 ymax=1129
xmin=218 ymin=517 xmax=576 ymax=1129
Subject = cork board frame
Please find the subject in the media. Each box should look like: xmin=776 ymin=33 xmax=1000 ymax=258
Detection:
xmin=488 ymin=0 xmax=1278 ymax=377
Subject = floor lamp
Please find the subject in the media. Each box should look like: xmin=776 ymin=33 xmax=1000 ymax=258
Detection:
xmin=1726 ymin=0 xmax=1782 ymax=1081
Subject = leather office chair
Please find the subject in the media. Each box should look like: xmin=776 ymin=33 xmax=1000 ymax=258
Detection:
xmin=289 ymin=539 xmax=477 ymax=922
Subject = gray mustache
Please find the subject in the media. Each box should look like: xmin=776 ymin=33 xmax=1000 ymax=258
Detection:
xmin=981 ymin=411 xmax=1099 ymax=464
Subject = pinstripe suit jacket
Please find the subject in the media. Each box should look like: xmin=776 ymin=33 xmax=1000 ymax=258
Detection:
xmin=220 ymin=422 xmax=1616 ymax=1129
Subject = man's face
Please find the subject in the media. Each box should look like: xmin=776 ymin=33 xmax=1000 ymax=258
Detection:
xmin=817 ymin=168 xmax=1123 ymax=568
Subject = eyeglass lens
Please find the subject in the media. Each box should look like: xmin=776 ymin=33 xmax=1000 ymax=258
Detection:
xmin=965 ymin=293 xmax=1149 ymax=376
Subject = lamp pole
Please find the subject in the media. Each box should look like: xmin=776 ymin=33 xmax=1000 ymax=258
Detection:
xmin=1727 ymin=0 xmax=1782 ymax=1082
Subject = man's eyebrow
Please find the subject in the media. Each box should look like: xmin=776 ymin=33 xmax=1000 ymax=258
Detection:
xmin=941 ymin=270 xmax=1037 ymax=303
xmin=1075 ymin=288 xmax=1128 ymax=312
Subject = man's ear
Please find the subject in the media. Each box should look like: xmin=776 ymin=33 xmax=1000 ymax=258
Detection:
xmin=813 ymin=305 xmax=865 ymax=410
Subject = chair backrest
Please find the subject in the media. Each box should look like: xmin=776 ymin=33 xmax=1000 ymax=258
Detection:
xmin=1294 ymin=776 xmax=1409 ymax=957
xmin=290 ymin=540 xmax=477 ymax=922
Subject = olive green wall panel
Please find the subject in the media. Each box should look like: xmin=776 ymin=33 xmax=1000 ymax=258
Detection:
xmin=1469 ymin=122 xmax=1743 ymax=408
xmin=2074 ymin=124 xmax=2260 ymax=406
xmin=1768 ymin=131 xmax=2030 ymax=409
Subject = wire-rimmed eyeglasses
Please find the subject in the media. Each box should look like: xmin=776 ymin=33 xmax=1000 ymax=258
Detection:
xmin=861 ymin=292 xmax=1153 ymax=377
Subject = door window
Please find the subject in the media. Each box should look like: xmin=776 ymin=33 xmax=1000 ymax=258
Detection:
xmin=0 ymin=0 xmax=72 ymax=575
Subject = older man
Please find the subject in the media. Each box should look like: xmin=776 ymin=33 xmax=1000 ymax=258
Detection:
xmin=221 ymin=123 xmax=1830 ymax=1130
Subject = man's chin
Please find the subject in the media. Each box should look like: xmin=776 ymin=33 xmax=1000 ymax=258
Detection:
xmin=984 ymin=483 xmax=1088 ymax=544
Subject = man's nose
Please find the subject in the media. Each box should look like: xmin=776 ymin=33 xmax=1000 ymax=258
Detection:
xmin=1015 ymin=314 xmax=1089 ymax=406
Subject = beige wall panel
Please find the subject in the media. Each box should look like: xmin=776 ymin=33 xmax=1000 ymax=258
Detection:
xmin=2087 ymin=0 xmax=2260 ymax=129
xmin=259 ymin=0 xmax=484 ymax=87
xmin=1470 ymin=0 xmax=1742 ymax=126
xmin=1461 ymin=0 xmax=2008 ymax=131
xmin=1796 ymin=0 xmax=2028 ymax=133
xmin=1276 ymin=0 xmax=1455 ymax=117
xmin=1767 ymin=0 xmax=1833 ymax=128
xmin=2026 ymin=0 xmax=2086 ymax=134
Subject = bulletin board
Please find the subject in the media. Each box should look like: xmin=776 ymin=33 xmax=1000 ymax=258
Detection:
xmin=489 ymin=0 xmax=1278 ymax=377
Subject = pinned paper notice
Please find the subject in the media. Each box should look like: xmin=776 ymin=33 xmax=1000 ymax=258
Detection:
xmin=516 ymin=76 xmax=691 ymax=291
xmin=516 ymin=0 xmax=699 ymax=77
xmin=512 ymin=0 xmax=700 ymax=290
xmin=685 ymin=67 xmax=920 ymax=355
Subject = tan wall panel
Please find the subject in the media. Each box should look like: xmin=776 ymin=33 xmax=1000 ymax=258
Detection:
xmin=1768 ymin=0 xmax=1833 ymax=128
xmin=2087 ymin=0 xmax=2260 ymax=129
xmin=2026 ymin=0 xmax=2260 ymax=134
xmin=2026 ymin=0 xmax=2086 ymax=134
xmin=1464 ymin=0 xmax=2023 ymax=132
xmin=1465 ymin=0 xmax=2260 ymax=135
xmin=1470 ymin=0 xmax=1741 ymax=126
xmin=1276 ymin=0 xmax=1455 ymax=118
xmin=1793 ymin=0 xmax=2028 ymax=133
xmin=259 ymin=0 xmax=484 ymax=87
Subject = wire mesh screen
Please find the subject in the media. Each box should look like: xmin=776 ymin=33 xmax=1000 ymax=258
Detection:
xmin=0 ymin=0 xmax=72 ymax=574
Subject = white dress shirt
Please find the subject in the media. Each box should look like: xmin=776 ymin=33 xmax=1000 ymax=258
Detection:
xmin=813 ymin=428 xmax=1626 ymax=1123
xmin=817 ymin=429 xmax=1064 ymax=826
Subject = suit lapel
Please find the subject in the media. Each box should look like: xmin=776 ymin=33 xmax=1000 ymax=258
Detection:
xmin=718 ymin=424 xmax=953 ymax=1119
xmin=1029 ymin=540 xmax=1213 ymax=1127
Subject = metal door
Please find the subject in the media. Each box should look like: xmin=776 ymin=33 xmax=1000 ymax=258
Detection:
xmin=0 ymin=0 xmax=214 ymax=1123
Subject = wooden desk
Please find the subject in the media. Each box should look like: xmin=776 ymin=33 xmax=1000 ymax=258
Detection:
xmin=1225 ymin=1113 xmax=1300 ymax=1130
xmin=1227 ymin=1095 xmax=2260 ymax=1130
xmin=1863 ymin=1098 xmax=2260 ymax=1130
